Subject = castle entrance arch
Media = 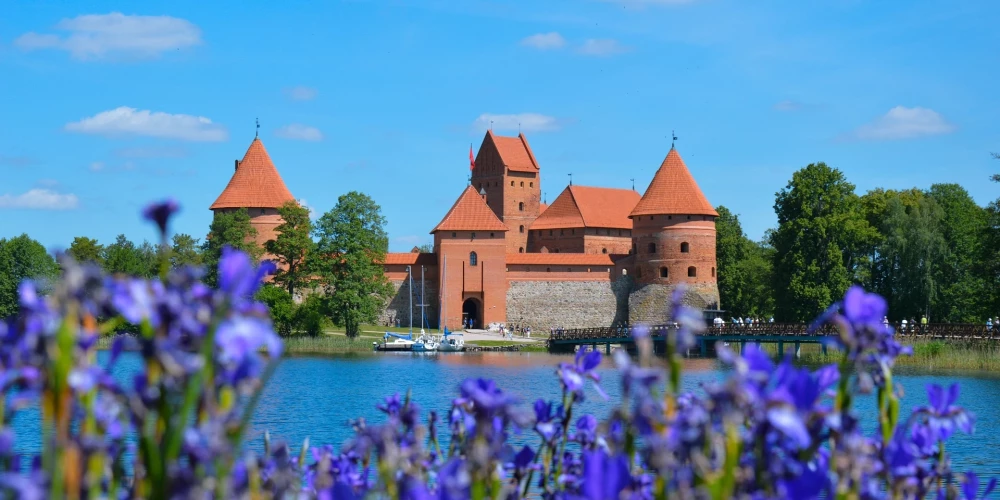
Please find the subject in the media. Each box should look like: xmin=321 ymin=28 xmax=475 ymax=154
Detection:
xmin=462 ymin=298 xmax=482 ymax=330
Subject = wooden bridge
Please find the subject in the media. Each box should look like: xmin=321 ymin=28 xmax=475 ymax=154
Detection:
xmin=546 ymin=323 xmax=1000 ymax=356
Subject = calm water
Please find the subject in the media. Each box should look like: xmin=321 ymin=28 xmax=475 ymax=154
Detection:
xmin=11 ymin=352 xmax=1000 ymax=478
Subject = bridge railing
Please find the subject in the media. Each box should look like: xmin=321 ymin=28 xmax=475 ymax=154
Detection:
xmin=548 ymin=323 xmax=999 ymax=343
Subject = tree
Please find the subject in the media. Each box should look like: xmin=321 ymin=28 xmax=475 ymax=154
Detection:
xmin=265 ymin=201 xmax=313 ymax=298
xmin=170 ymin=233 xmax=202 ymax=268
xmin=926 ymin=184 xmax=987 ymax=322
xmin=67 ymin=236 xmax=104 ymax=265
xmin=771 ymin=163 xmax=877 ymax=321
xmin=256 ymin=284 xmax=295 ymax=336
xmin=102 ymin=234 xmax=156 ymax=277
xmin=201 ymin=209 xmax=261 ymax=287
xmin=415 ymin=244 xmax=433 ymax=253
xmin=715 ymin=206 xmax=774 ymax=318
xmin=313 ymin=192 xmax=393 ymax=338
xmin=0 ymin=234 xmax=60 ymax=318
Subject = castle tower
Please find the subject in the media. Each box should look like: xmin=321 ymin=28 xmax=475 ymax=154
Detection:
xmin=470 ymin=131 xmax=541 ymax=253
xmin=431 ymin=186 xmax=508 ymax=330
xmin=209 ymin=137 xmax=296 ymax=248
xmin=627 ymin=147 xmax=719 ymax=323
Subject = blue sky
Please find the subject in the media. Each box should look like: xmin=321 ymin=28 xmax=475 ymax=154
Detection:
xmin=1 ymin=0 xmax=998 ymax=252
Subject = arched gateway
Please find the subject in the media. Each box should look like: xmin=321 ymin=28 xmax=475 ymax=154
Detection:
xmin=462 ymin=298 xmax=481 ymax=329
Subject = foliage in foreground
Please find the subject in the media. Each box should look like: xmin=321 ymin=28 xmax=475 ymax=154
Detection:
xmin=0 ymin=200 xmax=996 ymax=499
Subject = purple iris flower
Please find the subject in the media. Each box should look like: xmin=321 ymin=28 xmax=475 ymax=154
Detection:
xmin=111 ymin=279 xmax=161 ymax=326
xmin=669 ymin=286 xmax=703 ymax=351
xmin=842 ymin=285 xmax=886 ymax=330
xmin=575 ymin=414 xmax=598 ymax=447
xmin=218 ymin=246 xmax=277 ymax=300
xmin=215 ymin=316 xmax=283 ymax=363
xmin=558 ymin=348 xmax=606 ymax=402
xmin=533 ymin=399 xmax=558 ymax=441
xmin=919 ymin=384 xmax=974 ymax=440
xmin=581 ymin=450 xmax=630 ymax=500
xmin=457 ymin=378 xmax=515 ymax=414
xmin=766 ymin=406 xmax=811 ymax=449
xmin=962 ymin=471 xmax=997 ymax=500
xmin=141 ymin=198 xmax=179 ymax=236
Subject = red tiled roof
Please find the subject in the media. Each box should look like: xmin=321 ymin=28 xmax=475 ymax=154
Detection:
xmin=530 ymin=185 xmax=640 ymax=230
xmin=539 ymin=203 xmax=548 ymax=214
xmin=210 ymin=138 xmax=296 ymax=209
xmin=431 ymin=186 xmax=509 ymax=233
xmin=384 ymin=253 xmax=438 ymax=265
xmin=505 ymin=253 xmax=615 ymax=266
xmin=630 ymin=148 xmax=717 ymax=217
xmin=489 ymin=131 xmax=539 ymax=173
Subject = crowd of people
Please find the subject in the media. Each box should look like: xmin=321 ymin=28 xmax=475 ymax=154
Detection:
xmin=487 ymin=322 xmax=531 ymax=339
xmin=711 ymin=316 xmax=775 ymax=327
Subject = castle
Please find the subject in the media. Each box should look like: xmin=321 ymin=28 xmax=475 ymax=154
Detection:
xmin=211 ymin=131 xmax=720 ymax=330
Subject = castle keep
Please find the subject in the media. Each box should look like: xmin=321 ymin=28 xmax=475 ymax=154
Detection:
xmin=212 ymin=132 xmax=719 ymax=330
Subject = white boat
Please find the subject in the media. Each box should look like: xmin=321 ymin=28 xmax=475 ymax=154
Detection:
xmin=412 ymin=334 xmax=439 ymax=352
xmin=438 ymin=332 xmax=465 ymax=352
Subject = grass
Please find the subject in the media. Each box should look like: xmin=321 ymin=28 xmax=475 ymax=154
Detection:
xmin=793 ymin=339 xmax=1000 ymax=373
xmin=467 ymin=340 xmax=548 ymax=353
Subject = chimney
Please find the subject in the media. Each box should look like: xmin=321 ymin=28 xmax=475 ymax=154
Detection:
xmin=479 ymin=186 xmax=488 ymax=203
xmin=234 ymin=160 xmax=240 ymax=172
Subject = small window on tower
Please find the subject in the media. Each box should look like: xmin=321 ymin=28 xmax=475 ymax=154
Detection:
xmin=680 ymin=242 xmax=689 ymax=253
xmin=602 ymin=248 xmax=607 ymax=254
xmin=520 ymin=181 xmax=524 ymax=187
xmin=711 ymin=267 xmax=716 ymax=277
xmin=490 ymin=232 xmax=494 ymax=238
xmin=511 ymin=181 xmax=515 ymax=187
xmin=471 ymin=232 xmax=476 ymax=239
xmin=519 ymin=247 xmax=524 ymax=253
xmin=660 ymin=267 xmax=669 ymax=278
xmin=452 ymin=232 xmax=457 ymax=238
xmin=470 ymin=252 xmax=478 ymax=266
xmin=519 ymin=202 xmax=524 ymax=211
xmin=530 ymin=182 xmax=534 ymax=187
xmin=648 ymin=242 xmax=656 ymax=253
xmin=549 ymin=230 xmax=553 ymax=236
xmin=519 ymin=225 xmax=524 ymax=233
xmin=688 ymin=266 xmax=697 ymax=277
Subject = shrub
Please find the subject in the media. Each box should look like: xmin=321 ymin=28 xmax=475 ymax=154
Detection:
xmin=256 ymin=283 xmax=295 ymax=336
xmin=295 ymin=294 xmax=325 ymax=338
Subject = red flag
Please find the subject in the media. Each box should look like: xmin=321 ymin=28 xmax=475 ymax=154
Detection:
xmin=469 ymin=144 xmax=475 ymax=171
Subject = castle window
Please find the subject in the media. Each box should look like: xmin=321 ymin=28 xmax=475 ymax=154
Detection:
xmin=469 ymin=252 xmax=478 ymax=266
xmin=618 ymin=229 xmax=622 ymax=236
xmin=452 ymin=232 xmax=457 ymax=238
xmin=520 ymin=181 xmax=524 ymax=187
xmin=546 ymin=267 xmax=551 ymax=272
xmin=560 ymin=229 xmax=564 ymax=235
xmin=602 ymin=248 xmax=607 ymax=254
xmin=687 ymin=215 xmax=691 ymax=220
xmin=688 ymin=266 xmax=697 ymax=277
xmin=668 ymin=216 xmax=672 ymax=220
xmin=511 ymin=181 xmax=515 ymax=187
xmin=519 ymin=247 xmax=524 ymax=253
xmin=660 ymin=267 xmax=669 ymax=278
xmin=471 ymin=232 xmax=476 ymax=239
xmin=549 ymin=230 xmax=553 ymax=236
xmin=519 ymin=202 xmax=524 ymax=211
xmin=490 ymin=232 xmax=494 ymax=238
xmin=519 ymin=225 xmax=524 ymax=233
xmin=711 ymin=267 xmax=716 ymax=277
xmin=530 ymin=182 xmax=534 ymax=187
xmin=622 ymin=269 xmax=627 ymax=276
xmin=572 ymin=229 xmax=575 ymax=235
xmin=680 ymin=242 xmax=689 ymax=253
xmin=648 ymin=242 xmax=656 ymax=253
xmin=567 ymin=268 xmax=572 ymax=272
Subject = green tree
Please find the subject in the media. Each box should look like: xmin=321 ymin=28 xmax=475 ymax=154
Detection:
xmin=415 ymin=244 xmax=433 ymax=253
xmin=102 ymin=234 xmax=156 ymax=277
xmin=0 ymin=234 xmax=60 ymax=318
xmin=256 ymin=284 xmax=295 ymax=336
xmin=67 ymin=236 xmax=104 ymax=265
xmin=771 ymin=163 xmax=877 ymax=321
xmin=313 ymin=191 xmax=393 ymax=338
xmin=715 ymin=206 xmax=774 ymax=317
xmin=265 ymin=201 xmax=313 ymax=298
xmin=984 ymin=169 xmax=1000 ymax=316
xmin=926 ymin=184 xmax=987 ymax=322
xmin=170 ymin=233 xmax=202 ymax=268
xmin=201 ymin=209 xmax=261 ymax=287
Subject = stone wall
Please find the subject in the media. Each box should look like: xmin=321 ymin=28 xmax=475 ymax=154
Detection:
xmin=379 ymin=279 xmax=440 ymax=329
xmin=628 ymin=282 xmax=719 ymax=325
xmin=506 ymin=277 xmax=631 ymax=330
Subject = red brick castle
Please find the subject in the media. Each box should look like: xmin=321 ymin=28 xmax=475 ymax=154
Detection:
xmin=211 ymin=131 xmax=720 ymax=330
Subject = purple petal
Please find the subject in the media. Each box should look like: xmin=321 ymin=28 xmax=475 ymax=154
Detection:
xmin=767 ymin=407 xmax=811 ymax=449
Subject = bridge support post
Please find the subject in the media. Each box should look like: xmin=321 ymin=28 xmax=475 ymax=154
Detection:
xmin=605 ymin=343 xmax=611 ymax=355
xmin=794 ymin=341 xmax=801 ymax=359
xmin=739 ymin=340 xmax=746 ymax=354
xmin=699 ymin=339 xmax=707 ymax=357
xmin=777 ymin=341 xmax=784 ymax=358
xmin=821 ymin=343 xmax=827 ymax=356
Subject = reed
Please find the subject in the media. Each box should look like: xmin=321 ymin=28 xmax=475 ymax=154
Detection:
xmin=794 ymin=339 xmax=1000 ymax=373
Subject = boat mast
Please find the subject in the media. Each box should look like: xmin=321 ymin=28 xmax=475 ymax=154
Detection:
xmin=441 ymin=255 xmax=446 ymax=333
xmin=420 ymin=265 xmax=426 ymax=330
xmin=407 ymin=265 xmax=413 ymax=334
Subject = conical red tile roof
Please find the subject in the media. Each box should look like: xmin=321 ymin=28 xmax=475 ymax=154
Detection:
xmin=630 ymin=148 xmax=717 ymax=218
xmin=210 ymin=138 xmax=296 ymax=209
xmin=431 ymin=186 xmax=509 ymax=233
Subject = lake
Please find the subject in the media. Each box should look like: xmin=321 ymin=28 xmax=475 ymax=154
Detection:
xmin=11 ymin=351 xmax=1000 ymax=478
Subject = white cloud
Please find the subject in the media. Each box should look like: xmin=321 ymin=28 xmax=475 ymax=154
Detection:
xmin=14 ymin=12 xmax=201 ymax=60
xmin=284 ymin=86 xmax=318 ymax=101
xmin=473 ymin=113 xmax=560 ymax=133
xmin=520 ymin=32 xmax=566 ymax=50
xmin=66 ymin=106 xmax=228 ymax=141
xmin=851 ymin=106 xmax=955 ymax=141
xmin=275 ymin=124 xmax=323 ymax=141
xmin=578 ymin=39 xmax=630 ymax=56
xmin=298 ymin=198 xmax=317 ymax=219
xmin=0 ymin=189 xmax=79 ymax=210
xmin=773 ymin=100 xmax=803 ymax=112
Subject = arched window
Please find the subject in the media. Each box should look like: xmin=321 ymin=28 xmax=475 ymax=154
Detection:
xmin=471 ymin=232 xmax=476 ymax=239
xmin=520 ymin=181 xmax=524 ymax=187
xmin=711 ymin=267 xmax=716 ymax=277
xmin=511 ymin=181 xmax=515 ymax=187
xmin=451 ymin=232 xmax=457 ymax=238
xmin=519 ymin=202 xmax=524 ymax=211
xmin=490 ymin=232 xmax=494 ymax=238
xmin=546 ymin=267 xmax=551 ymax=272
xmin=469 ymin=252 xmax=478 ymax=266
xmin=688 ymin=266 xmax=697 ymax=277
xmin=519 ymin=247 xmax=524 ymax=253
xmin=519 ymin=225 xmax=524 ymax=233
xmin=601 ymin=248 xmax=607 ymax=254
xmin=660 ymin=267 xmax=669 ymax=278
xmin=530 ymin=182 xmax=534 ymax=187
xmin=622 ymin=269 xmax=628 ymax=276
xmin=648 ymin=242 xmax=656 ymax=253
xmin=680 ymin=242 xmax=689 ymax=253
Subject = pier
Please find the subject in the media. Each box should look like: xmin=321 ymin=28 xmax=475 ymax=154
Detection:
xmin=546 ymin=323 xmax=1000 ymax=355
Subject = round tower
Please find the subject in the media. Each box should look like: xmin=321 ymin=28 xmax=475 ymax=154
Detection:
xmin=627 ymin=147 xmax=719 ymax=324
